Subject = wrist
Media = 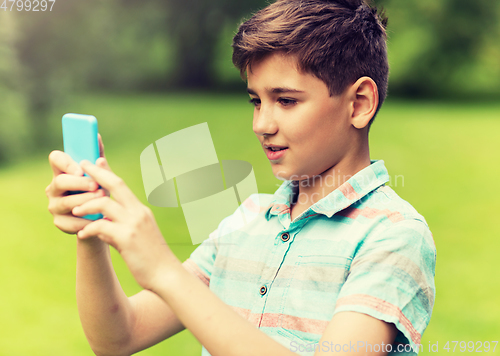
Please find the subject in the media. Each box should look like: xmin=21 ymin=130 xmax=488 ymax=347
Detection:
xmin=148 ymin=252 xmax=185 ymax=296
xmin=77 ymin=235 xmax=108 ymax=255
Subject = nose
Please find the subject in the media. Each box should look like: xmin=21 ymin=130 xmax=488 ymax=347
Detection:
xmin=253 ymin=103 xmax=278 ymax=137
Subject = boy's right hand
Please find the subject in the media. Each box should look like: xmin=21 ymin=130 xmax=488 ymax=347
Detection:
xmin=46 ymin=135 xmax=107 ymax=235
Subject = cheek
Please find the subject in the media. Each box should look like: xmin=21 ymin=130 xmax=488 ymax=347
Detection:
xmin=282 ymin=109 xmax=319 ymax=142
xmin=290 ymin=110 xmax=335 ymax=145
xmin=314 ymin=106 xmax=349 ymax=139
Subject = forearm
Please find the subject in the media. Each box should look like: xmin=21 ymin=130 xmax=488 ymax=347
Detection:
xmin=76 ymin=237 xmax=134 ymax=355
xmin=72 ymin=160 xmax=294 ymax=355
xmin=153 ymin=255 xmax=295 ymax=356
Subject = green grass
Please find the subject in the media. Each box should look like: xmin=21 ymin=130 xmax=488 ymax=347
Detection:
xmin=0 ymin=93 xmax=499 ymax=355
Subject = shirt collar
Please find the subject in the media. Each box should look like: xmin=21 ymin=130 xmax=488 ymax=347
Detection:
xmin=264 ymin=159 xmax=390 ymax=220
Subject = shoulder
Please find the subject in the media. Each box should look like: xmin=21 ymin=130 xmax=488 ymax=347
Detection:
xmin=348 ymin=183 xmax=433 ymax=236
xmin=371 ymin=185 xmax=435 ymax=250
xmin=343 ymin=184 xmax=436 ymax=267
xmin=362 ymin=184 xmax=428 ymax=223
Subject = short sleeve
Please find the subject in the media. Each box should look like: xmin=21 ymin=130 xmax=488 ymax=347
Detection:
xmin=182 ymin=231 xmax=218 ymax=287
xmin=182 ymin=193 xmax=264 ymax=287
xmin=333 ymin=218 xmax=436 ymax=354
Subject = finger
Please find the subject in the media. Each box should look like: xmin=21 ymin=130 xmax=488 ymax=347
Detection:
xmin=48 ymin=174 xmax=99 ymax=198
xmin=53 ymin=214 xmax=93 ymax=234
xmin=50 ymin=190 xmax=105 ymax=215
xmin=95 ymin=158 xmax=112 ymax=197
xmin=80 ymin=160 xmax=139 ymax=206
xmin=98 ymin=134 xmax=106 ymax=159
xmin=96 ymin=157 xmax=112 ymax=172
xmin=77 ymin=219 xmax=126 ymax=249
xmin=72 ymin=196 xmax=128 ymax=222
xmin=49 ymin=150 xmax=83 ymax=177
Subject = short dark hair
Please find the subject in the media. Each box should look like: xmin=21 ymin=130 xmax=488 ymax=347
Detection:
xmin=232 ymin=0 xmax=389 ymax=125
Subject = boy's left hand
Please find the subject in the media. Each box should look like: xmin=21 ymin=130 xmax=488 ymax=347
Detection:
xmin=73 ymin=158 xmax=175 ymax=291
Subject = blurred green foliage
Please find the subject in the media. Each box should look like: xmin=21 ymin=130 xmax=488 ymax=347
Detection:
xmin=0 ymin=12 xmax=28 ymax=163
xmin=0 ymin=0 xmax=499 ymax=163
xmin=380 ymin=0 xmax=500 ymax=97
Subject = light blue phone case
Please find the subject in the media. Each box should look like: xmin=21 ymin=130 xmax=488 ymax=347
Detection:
xmin=62 ymin=113 xmax=103 ymax=221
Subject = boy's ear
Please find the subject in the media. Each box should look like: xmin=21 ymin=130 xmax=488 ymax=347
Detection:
xmin=349 ymin=77 xmax=378 ymax=129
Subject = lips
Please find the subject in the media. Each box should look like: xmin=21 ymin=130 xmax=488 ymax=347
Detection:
xmin=264 ymin=144 xmax=288 ymax=151
xmin=264 ymin=145 xmax=288 ymax=161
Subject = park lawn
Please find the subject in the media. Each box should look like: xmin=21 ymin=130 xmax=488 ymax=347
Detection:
xmin=0 ymin=92 xmax=499 ymax=355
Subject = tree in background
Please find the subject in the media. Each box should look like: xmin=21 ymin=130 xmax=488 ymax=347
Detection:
xmin=11 ymin=0 xmax=173 ymax=157
xmin=381 ymin=0 xmax=500 ymax=97
xmin=14 ymin=0 xmax=92 ymax=150
xmin=0 ymin=12 xmax=28 ymax=164
xmin=148 ymin=0 xmax=266 ymax=88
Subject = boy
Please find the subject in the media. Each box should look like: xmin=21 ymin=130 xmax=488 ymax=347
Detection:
xmin=45 ymin=0 xmax=436 ymax=355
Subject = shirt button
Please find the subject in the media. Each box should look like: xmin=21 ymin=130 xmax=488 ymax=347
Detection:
xmin=281 ymin=232 xmax=290 ymax=242
xmin=259 ymin=285 xmax=267 ymax=295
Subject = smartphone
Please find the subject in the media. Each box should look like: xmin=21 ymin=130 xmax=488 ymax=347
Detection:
xmin=62 ymin=113 xmax=103 ymax=221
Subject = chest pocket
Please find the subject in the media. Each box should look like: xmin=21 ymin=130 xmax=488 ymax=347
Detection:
xmin=278 ymin=254 xmax=352 ymax=341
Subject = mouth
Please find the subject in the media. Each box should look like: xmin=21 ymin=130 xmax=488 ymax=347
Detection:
xmin=264 ymin=144 xmax=288 ymax=151
xmin=264 ymin=145 xmax=289 ymax=161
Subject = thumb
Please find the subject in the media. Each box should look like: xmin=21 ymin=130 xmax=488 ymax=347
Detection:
xmin=98 ymin=133 xmax=106 ymax=159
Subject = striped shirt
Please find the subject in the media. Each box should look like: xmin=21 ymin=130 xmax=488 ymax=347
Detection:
xmin=183 ymin=159 xmax=436 ymax=355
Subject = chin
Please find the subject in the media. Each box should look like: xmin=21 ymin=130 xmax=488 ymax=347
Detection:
xmin=272 ymin=167 xmax=292 ymax=181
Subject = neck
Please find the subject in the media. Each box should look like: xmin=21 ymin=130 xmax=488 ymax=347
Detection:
xmin=292 ymin=143 xmax=371 ymax=209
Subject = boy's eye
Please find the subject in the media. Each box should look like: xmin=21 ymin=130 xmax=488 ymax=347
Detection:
xmin=278 ymin=98 xmax=297 ymax=106
xmin=249 ymin=98 xmax=261 ymax=107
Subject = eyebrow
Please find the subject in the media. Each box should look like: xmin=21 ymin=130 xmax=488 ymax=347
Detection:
xmin=247 ymin=87 xmax=305 ymax=95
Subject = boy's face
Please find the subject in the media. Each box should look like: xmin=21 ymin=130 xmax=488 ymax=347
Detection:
xmin=247 ymin=52 xmax=359 ymax=183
